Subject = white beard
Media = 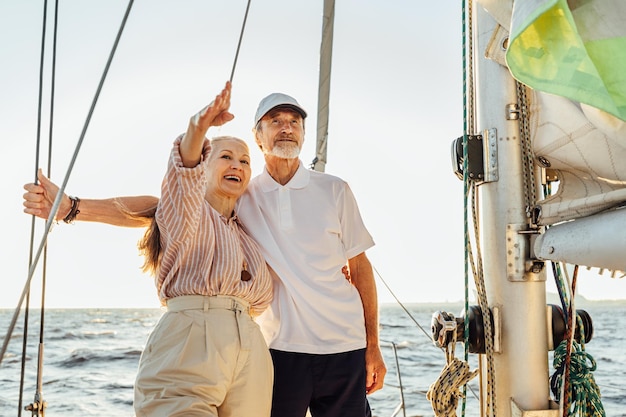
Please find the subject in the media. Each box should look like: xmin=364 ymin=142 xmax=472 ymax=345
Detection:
xmin=268 ymin=141 xmax=300 ymax=159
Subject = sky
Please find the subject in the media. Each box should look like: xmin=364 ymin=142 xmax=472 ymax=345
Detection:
xmin=1 ymin=0 xmax=625 ymax=309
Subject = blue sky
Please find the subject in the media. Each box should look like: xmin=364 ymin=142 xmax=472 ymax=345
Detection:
xmin=1 ymin=0 xmax=624 ymax=309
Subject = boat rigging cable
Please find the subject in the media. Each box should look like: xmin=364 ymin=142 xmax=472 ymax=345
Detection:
xmin=1 ymin=1 xmax=254 ymax=412
xmin=460 ymin=1 xmax=478 ymax=415
xmin=18 ymin=0 xmax=59 ymax=413
xmin=3 ymin=2 xmax=487 ymax=414
xmin=427 ymin=0 xmax=502 ymax=415
xmin=426 ymin=1 xmax=486 ymax=416
xmin=1 ymin=1 xmax=136 ymax=415
xmin=374 ymin=267 xmax=432 ymax=342
xmin=373 ymin=267 xmax=481 ymax=409
xmin=230 ymin=0 xmax=252 ymax=84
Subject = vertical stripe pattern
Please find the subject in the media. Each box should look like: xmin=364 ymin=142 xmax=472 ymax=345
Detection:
xmin=154 ymin=136 xmax=272 ymax=315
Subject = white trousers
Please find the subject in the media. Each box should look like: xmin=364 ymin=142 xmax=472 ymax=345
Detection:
xmin=134 ymin=295 xmax=273 ymax=417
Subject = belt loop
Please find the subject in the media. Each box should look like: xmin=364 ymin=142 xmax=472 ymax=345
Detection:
xmin=230 ymin=299 xmax=236 ymax=312
xmin=203 ymin=298 xmax=209 ymax=311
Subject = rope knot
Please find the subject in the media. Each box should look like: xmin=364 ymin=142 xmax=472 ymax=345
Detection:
xmin=427 ymin=357 xmax=478 ymax=417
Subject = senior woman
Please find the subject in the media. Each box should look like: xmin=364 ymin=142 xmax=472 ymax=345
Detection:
xmin=27 ymin=82 xmax=273 ymax=416
xmin=133 ymin=81 xmax=273 ymax=417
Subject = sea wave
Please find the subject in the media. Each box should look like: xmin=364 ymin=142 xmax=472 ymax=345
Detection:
xmin=57 ymin=348 xmax=141 ymax=367
xmin=1 ymin=304 xmax=625 ymax=417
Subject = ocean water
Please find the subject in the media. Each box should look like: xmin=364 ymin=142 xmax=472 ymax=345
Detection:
xmin=1 ymin=302 xmax=625 ymax=417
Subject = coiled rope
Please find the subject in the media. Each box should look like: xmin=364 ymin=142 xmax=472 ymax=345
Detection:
xmin=426 ymin=323 xmax=478 ymax=417
xmin=552 ymin=339 xmax=605 ymax=417
xmin=549 ymin=265 xmax=605 ymax=417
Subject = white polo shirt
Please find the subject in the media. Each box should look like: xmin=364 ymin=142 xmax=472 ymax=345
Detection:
xmin=236 ymin=161 xmax=375 ymax=354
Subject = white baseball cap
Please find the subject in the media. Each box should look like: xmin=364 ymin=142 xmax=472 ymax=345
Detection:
xmin=254 ymin=93 xmax=307 ymax=125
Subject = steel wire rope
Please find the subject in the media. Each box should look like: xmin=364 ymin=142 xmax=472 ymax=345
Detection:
xmin=373 ymin=266 xmax=433 ymax=342
xmin=3 ymin=0 xmax=252 ymax=369
xmin=16 ymin=2 xmax=54 ymax=414
xmin=0 ymin=0 xmax=136 ymax=377
xmin=17 ymin=1 xmax=62 ymax=414
xmin=373 ymin=266 xmax=480 ymax=406
xmin=230 ymin=0 xmax=252 ymax=84
xmin=16 ymin=0 xmax=60 ymax=413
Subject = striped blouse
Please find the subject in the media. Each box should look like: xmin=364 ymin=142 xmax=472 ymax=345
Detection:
xmin=154 ymin=136 xmax=272 ymax=315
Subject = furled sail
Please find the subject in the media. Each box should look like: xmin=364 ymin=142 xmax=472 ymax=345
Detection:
xmin=477 ymin=0 xmax=626 ymax=270
xmin=506 ymin=0 xmax=626 ymax=226
xmin=529 ymin=90 xmax=626 ymax=225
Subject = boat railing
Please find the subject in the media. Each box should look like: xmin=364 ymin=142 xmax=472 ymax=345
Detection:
xmin=305 ymin=339 xmax=407 ymax=417
xmin=380 ymin=339 xmax=407 ymax=417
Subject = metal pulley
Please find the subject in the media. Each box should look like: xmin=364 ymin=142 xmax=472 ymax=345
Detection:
xmin=431 ymin=311 xmax=458 ymax=348
xmin=431 ymin=306 xmax=488 ymax=353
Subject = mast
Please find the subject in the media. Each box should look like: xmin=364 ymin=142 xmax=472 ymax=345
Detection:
xmin=472 ymin=5 xmax=552 ymax=415
xmin=312 ymin=0 xmax=334 ymax=172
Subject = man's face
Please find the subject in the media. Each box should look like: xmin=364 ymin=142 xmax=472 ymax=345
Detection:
xmin=256 ymin=108 xmax=305 ymax=159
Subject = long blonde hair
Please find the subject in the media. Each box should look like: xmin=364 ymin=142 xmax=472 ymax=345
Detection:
xmin=137 ymin=209 xmax=161 ymax=276
xmin=115 ymin=199 xmax=160 ymax=275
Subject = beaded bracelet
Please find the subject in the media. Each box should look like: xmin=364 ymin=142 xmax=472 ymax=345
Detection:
xmin=62 ymin=196 xmax=81 ymax=224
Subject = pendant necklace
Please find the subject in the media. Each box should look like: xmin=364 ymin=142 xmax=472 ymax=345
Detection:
xmin=241 ymin=259 xmax=252 ymax=281
xmin=238 ymin=227 xmax=252 ymax=281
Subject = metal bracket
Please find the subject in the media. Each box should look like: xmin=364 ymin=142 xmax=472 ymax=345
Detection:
xmin=511 ymin=398 xmax=559 ymax=417
xmin=506 ymin=103 xmax=520 ymax=120
xmin=483 ymin=128 xmax=498 ymax=182
xmin=450 ymin=129 xmax=498 ymax=183
xmin=492 ymin=305 xmax=502 ymax=353
xmin=507 ymin=224 xmax=545 ymax=281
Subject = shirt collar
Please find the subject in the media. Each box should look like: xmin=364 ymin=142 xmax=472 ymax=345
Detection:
xmin=259 ymin=160 xmax=310 ymax=191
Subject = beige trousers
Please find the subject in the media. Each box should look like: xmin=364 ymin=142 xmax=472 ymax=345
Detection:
xmin=134 ymin=295 xmax=273 ymax=417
